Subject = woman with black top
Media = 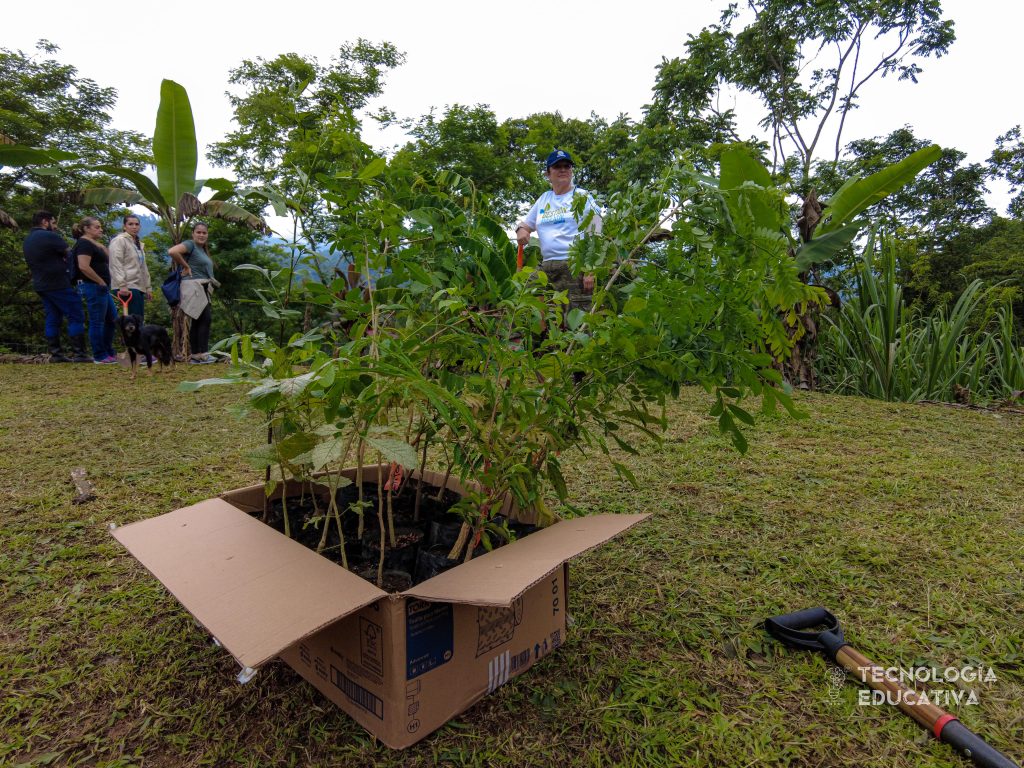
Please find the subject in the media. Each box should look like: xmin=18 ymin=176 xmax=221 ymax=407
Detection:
xmin=72 ymin=217 xmax=118 ymax=364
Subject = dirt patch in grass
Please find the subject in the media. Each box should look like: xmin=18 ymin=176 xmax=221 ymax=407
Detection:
xmin=1 ymin=363 xmax=1021 ymax=767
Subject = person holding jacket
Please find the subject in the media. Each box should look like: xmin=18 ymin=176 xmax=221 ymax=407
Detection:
xmin=168 ymin=222 xmax=219 ymax=364
xmin=515 ymin=149 xmax=602 ymax=320
xmin=109 ymin=215 xmax=152 ymax=319
xmin=22 ymin=210 xmax=90 ymax=362
xmin=72 ymin=216 xmax=119 ymax=364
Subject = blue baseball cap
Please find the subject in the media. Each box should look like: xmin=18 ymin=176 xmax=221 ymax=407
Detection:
xmin=545 ymin=149 xmax=574 ymax=169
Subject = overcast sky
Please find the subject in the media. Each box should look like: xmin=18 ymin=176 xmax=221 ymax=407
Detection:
xmin=5 ymin=0 xmax=1020 ymax=213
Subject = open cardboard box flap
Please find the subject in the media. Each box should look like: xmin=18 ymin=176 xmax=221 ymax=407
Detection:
xmin=111 ymin=498 xmax=386 ymax=669
xmin=402 ymin=513 xmax=650 ymax=607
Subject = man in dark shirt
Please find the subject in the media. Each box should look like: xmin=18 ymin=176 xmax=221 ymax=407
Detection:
xmin=22 ymin=211 xmax=90 ymax=362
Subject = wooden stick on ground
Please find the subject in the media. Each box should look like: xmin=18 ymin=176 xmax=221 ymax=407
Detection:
xmin=70 ymin=468 xmax=96 ymax=505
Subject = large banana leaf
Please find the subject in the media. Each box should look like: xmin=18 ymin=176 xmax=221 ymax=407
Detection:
xmin=91 ymin=164 xmax=165 ymax=208
xmin=81 ymin=187 xmax=155 ymax=211
xmin=818 ymin=145 xmax=941 ymax=235
xmin=153 ymin=79 xmax=198 ymax=211
xmin=795 ymin=219 xmax=865 ymax=271
xmin=204 ymin=200 xmax=270 ymax=233
xmin=0 ymin=145 xmax=77 ymax=166
xmin=0 ymin=209 xmax=18 ymax=229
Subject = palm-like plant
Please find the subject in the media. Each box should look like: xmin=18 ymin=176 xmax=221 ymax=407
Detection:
xmin=81 ymin=80 xmax=266 ymax=243
xmin=0 ymin=136 xmax=77 ymax=228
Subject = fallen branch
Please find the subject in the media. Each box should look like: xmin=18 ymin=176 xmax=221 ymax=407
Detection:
xmin=917 ymin=400 xmax=1024 ymax=417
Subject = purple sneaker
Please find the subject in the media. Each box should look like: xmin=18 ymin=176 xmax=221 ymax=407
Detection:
xmin=93 ymin=355 xmax=118 ymax=364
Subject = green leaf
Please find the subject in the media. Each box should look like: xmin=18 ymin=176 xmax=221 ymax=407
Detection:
xmin=245 ymin=444 xmax=277 ymax=470
xmin=731 ymin=429 xmax=749 ymax=454
xmin=295 ymin=436 xmax=346 ymax=470
xmin=81 ymin=188 xmax=149 ymax=208
xmin=795 ymin=219 xmax=865 ymax=271
xmin=610 ymin=433 xmax=640 ymax=456
xmin=366 ymin=437 xmax=418 ymax=469
xmin=719 ymin=145 xmax=772 ymax=189
xmin=546 ymin=460 xmax=569 ymax=501
xmin=91 ymin=165 xmax=166 ymax=208
xmin=818 ymin=145 xmax=941 ymax=235
xmin=623 ymin=296 xmax=647 ymax=313
xmin=727 ymin=403 xmax=755 ymax=427
xmin=0 ymin=145 xmax=77 ymax=166
xmin=204 ymin=200 xmax=267 ymax=232
xmin=357 ymin=157 xmax=387 ymax=180
xmin=612 ymin=461 xmax=639 ymax=488
xmin=153 ymin=79 xmax=198 ymax=212
xmin=566 ymin=308 xmax=585 ymax=331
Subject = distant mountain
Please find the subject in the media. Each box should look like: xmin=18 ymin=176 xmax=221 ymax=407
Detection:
xmin=111 ymin=213 xmax=160 ymax=238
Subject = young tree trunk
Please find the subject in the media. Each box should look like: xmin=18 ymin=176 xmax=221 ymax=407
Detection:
xmin=172 ymin=307 xmax=190 ymax=362
xmin=775 ymin=189 xmax=833 ymax=390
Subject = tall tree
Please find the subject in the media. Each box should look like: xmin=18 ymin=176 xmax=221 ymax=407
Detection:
xmin=393 ymin=107 xmax=647 ymax=222
xmin=989 ymin=125 xmax=1024 ymax=219
xmin=208 ymin=41 xmax=404 ymax=274
xmin=649 ymin=1 xmax=955 ymax=188
xmin=391 ymin=104 xmax=525 ymax=219
xmin=0 ymin=41 xmax=149 ymax=350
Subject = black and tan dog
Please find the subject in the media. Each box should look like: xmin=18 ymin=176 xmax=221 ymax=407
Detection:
xmin=118 ymin=314 xmax=173 ymax=380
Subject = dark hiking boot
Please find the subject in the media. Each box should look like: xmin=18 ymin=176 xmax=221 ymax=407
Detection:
xmin=46 ymin=335 xmax=71 ymax=363
xmin=69 ymin=334 xmax=92 ymax=363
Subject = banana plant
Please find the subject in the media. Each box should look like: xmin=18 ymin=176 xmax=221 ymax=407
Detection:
xmin=793 ymin=144 xmax=942 ymax=272
xmin=0 ymin=138 xmax=77 ymax=228
xmin=717 ymin=144 xmax=942 ymax=388
xmin=81 ymin=79 xmax=266 ymax=244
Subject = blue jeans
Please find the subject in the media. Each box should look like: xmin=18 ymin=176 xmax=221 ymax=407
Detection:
xmin=79 ymin=282 xmax=117 ymax=360
xmin=112 ymin=288 xmax=145 ymax=320
xmin=38 ymin=287 xmax=85 ymax=338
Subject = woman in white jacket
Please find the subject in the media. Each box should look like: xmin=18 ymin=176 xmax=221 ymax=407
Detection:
xmin=109 ymin=215 xmax=153 ymax=319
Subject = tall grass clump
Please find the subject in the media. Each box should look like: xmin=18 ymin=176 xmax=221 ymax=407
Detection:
xmin=818 ymin=234 xmax=1024 ymax=402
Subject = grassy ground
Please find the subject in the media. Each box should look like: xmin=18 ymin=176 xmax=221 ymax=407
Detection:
xmin=1 ymin=362 xmax=1021 ymax=768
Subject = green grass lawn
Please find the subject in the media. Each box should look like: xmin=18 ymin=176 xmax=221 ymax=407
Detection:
xmin=1 ymin=362 xmax=1021 ymax=768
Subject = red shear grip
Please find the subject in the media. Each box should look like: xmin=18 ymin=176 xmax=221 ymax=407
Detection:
xmin=933 ymin=713 xmax=957 ymax=740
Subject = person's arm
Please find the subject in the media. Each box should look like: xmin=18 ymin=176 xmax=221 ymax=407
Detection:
xmin=108 ymin=237 xmax=129 ymax=295
xmin=168 ymin=242 xmax=193 ymax=277
xmin=44 ymin=231 xmax=70 ymax=263
xmin=515 ymin=196 xmax=543 ymax=247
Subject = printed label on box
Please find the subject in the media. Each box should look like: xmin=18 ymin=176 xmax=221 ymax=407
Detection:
xmin=476 ymin=597 xmax=523 ymax=657
xmin=360 ymin=616 xmax=384 ymax=679
xmin=406 ymin=599 xmax=453 ymax=680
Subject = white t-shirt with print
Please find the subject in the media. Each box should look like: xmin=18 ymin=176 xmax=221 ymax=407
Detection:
xmin=523 ymin=187 xmax=602 ymax=261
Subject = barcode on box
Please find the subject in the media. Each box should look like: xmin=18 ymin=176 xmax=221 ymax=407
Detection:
xmin=331 ymin=666 xmax=384 ymax=719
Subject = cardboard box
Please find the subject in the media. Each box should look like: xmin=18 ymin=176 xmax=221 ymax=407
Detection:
xmin=111 ymin=466 xmax=648 ymax=748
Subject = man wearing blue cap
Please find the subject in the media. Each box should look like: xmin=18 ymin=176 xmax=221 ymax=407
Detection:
xmin=515 ymin=149 xmax=602 ymax=318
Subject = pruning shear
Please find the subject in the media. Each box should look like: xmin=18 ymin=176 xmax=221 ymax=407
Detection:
xmin=517 ymin=243 xmax=524 ymax=271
